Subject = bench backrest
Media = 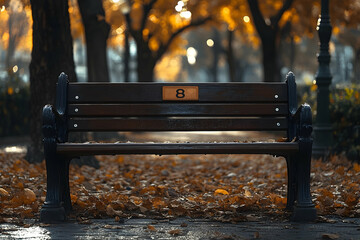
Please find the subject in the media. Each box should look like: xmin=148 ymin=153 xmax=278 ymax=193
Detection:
xmin=55 ymin=72 xmax=297 ymax=140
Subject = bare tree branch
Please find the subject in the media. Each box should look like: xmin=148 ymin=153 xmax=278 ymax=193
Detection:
xmin=247 ymin=0 xmax=267 ymax=34
xmin=124 ymin=12 xmax=137 ymax=40
xmin=155 ymin=16 xmax=211 ymax=62
xmin=271 ymin=0 xmax=294 ymax=26
xmin=124 ymin=1 xmax=141 ymax=44
xmin=141 ymin=0 xmax=157 ymax=32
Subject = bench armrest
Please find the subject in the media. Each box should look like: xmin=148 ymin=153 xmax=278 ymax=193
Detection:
xmin=291 ymin=103 xmax=313 ymax=140
xmin=43 ymin=104 xmax=57 ymax=138
xmin=43 ymin=104 xmax=67 ymax=143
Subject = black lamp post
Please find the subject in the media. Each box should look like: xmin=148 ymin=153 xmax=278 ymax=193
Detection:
xmin=313 ymin=0 xmax=333 ymax=157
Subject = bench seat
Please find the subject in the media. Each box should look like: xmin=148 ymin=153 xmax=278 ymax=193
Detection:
xmin=57 ymin=142 xmax=299 ymax=156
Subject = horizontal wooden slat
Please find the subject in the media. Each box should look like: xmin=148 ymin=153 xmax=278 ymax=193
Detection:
xmin=68 ymin=118 xmax=287 ymax=131
xmin=68 ymin=103 xmax=288 ymax=117
xmin=68 ymin=83 xmax=288 ymax=103
xmin=57 ymin=142 xmax=298 ymax=156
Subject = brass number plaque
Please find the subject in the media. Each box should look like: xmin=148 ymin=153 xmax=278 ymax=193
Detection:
xmin=162 ymin=86 xmax=199 ymax=101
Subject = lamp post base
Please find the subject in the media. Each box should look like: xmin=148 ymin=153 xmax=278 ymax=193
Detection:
xmin=312 ymin=124 xmax=333 ymax=159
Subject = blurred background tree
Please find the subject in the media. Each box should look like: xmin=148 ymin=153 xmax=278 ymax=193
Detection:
xmin=26 ymin=0 xmax=77 ymax=163
xmin=78 ymin=0 xmax=110 ymax=82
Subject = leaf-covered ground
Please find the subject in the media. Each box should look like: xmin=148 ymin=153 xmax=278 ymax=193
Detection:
xmin=0 ymin=150 xmax=359 ymax=225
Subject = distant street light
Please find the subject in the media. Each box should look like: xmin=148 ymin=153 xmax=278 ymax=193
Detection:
xmin=187 ymin=47 xmax=197 ymax=65
xmin=243 ymin=16 xmax=250 ymax=23
xmin=206 ymin=39 xmax=214 ymax=47
xmin=180 ymin=11 xmax=192 ymax=19
xmin=175 ymin=0 xmax=191 ymax=20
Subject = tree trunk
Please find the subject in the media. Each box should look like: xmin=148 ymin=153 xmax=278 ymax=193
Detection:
xmin=78 ymin=0 xmax=110 ymax=82
xmin=210 ymin=28 xmax=221 ymax=82
xmin=247 ymin=0 xmax=293 ymax=82
xmin=353 ymin=48 xmax=360 ymax=84
xmin=235 ymin=59 xmax=246 ymax=82
xmin=5 ymin=13 xmax=15 ymax=71
xmin=27 ymin=0 xmax=77 ymax=163
xmin=227 ymin=29 xmax=236 ymax=82
xmin=124 ymin=29 xmax=130 ymax=82
xmin=136 ymin=42 xmax=155 ymax=82
xmin=137 ymin=57 xmax=156 ymax=82
xmin=261 ymin=33 xmax=280 ymax=82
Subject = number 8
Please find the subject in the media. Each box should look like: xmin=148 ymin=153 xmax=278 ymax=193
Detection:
xmin=176 ymin=89 xmax=185 ymax=98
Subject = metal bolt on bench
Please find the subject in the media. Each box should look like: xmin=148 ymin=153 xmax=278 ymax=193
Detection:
xmin=40 ymin=72 xmax=316 ymax=223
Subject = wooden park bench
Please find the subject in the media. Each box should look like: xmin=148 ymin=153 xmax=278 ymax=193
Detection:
xmin=40 ymin=72 xmax=316 ymax=222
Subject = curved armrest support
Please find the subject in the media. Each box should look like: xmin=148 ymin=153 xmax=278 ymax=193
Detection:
xmin=42 ymin=105 xmax=58 ymax=156
xmin=43 ymin=105 xmax=57 ymax=140
xmin=43 ymin=104 xmax=67 ymax=144
xmin=291 ymin=103 xmax=313 ymax=141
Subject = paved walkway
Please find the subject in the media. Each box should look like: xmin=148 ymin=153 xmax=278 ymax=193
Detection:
xmin=1 ymin=217 xmax=360 ymax=239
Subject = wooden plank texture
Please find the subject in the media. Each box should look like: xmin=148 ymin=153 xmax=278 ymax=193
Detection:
xmin=68 ymin=83 xmax=288 ymax=103
xmin=57 ymin=142 xmax=298 ymax=156
xmin=68 ymin=118 xmax=288 ymax=131
xmin=68 ymin=103 xmax=288 ymax=117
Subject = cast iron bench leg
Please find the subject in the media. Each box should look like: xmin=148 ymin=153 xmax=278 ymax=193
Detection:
xmin=60 ymin=157 xmax=72 ymax=213
xmin=292 ymin=104 xmax=316 ymax=221
xmin=292 ymin=141 xmax=316 ymax=221
xmin=40 ymin=105 xmax=66 ymax=222
xmin=285 ymin=156 xmax=296 ymax=210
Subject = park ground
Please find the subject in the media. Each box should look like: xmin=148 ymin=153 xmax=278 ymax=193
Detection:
xmin=0 ymin=132 xmax=359 ymax=239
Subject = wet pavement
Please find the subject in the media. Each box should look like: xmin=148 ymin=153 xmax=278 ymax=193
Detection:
xmin=1 ymin=217 xmax=360 ymax=240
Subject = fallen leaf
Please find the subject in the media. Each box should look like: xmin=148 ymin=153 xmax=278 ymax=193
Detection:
xmin=180 ymin=222 xmax=188 ymax=227
xmin=244 ymin=189 xmax=252 ymax=198
xmin=106 ymin=204 xmax=122 ymax=216
xmin=147 ymin=225 xmax=157 ymax=231
xmin=353 ymin=163 xmax=360 ymax=173
xmin=214 ymin=189 xmax=229 ymax=195
xmin=23 ymin=188 xmax=36 ymax=204
xmin=246 ymin=214 xmax=259 ymax=221
xmin=103 ymin=224 xmax=123 ymax=229
xmin=322 ymin=233 xmax=339 ymax=239
xmin=0 ymin=188 xmax=10 ymax=197
xmin=169 ymin=229 xmax=182 ymax=236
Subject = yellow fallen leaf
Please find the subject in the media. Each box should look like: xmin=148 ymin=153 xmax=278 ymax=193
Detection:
xmin=23 ymin=188 xmax=36 ymax=204
xmin=244 ymin=189 xmax=252 ymax=198
xmin=0 ymin=188 xmax=10 ymax=197
xmin=130 ymin=196 xmax=142 ymax=205
xmin=70 ymin=194 xmax=78 ymax=202
xmin=353 ymin=163 xmax=360 ymax=173
xmin=214 ymin=189 xmax=229 ymax=195
xmin=116 ymin=156 xmax=124 ymax=164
